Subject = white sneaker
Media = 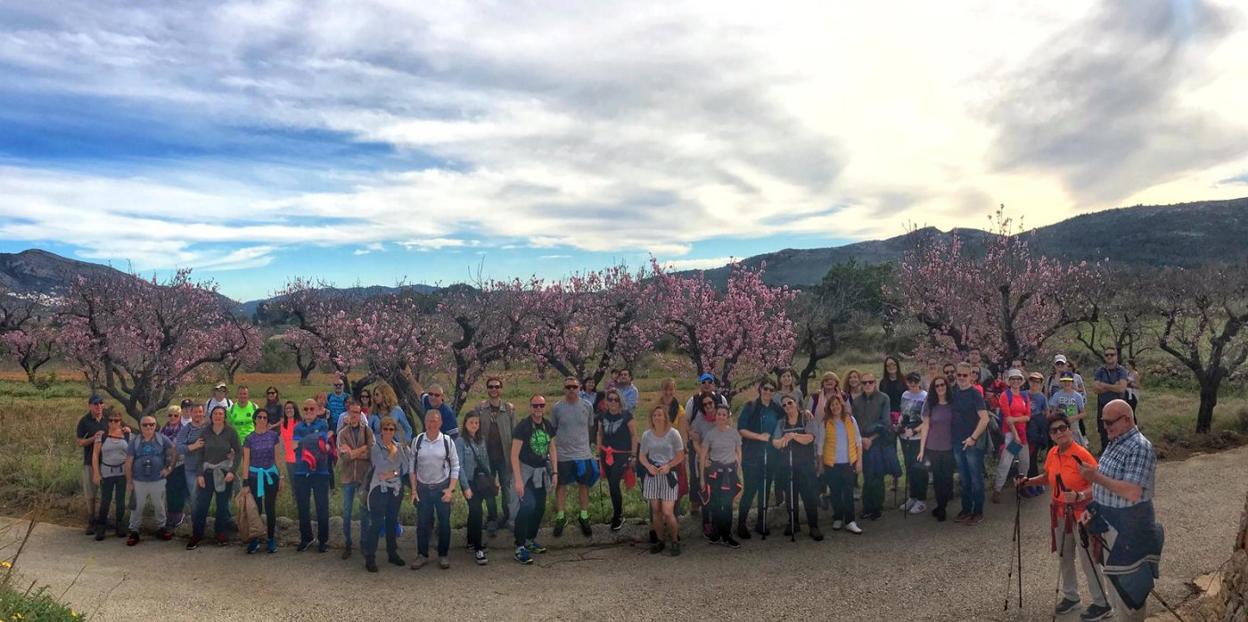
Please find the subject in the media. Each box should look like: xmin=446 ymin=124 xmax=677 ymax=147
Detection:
xmin=832 ymin=520 xmax=844 ymax=530
xmin=845 ymin=521 xmax=863 ymax=535
xmin=909 ymin=501 xmax=928 ymax=514
xmin=899 ymin=498 xmax=915 ymax=511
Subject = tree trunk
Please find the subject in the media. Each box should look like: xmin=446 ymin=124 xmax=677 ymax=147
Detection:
xmin=1197 ymin=379 xmax=1219 ymax=434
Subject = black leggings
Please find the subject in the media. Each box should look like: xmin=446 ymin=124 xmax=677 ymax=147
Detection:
xmin=900 ymin=439 xmax=929 ymax=500
xmin=363 ymin=487 xmax=400 ymax=562
xmin=928 ymin=449 xmax=955 ymax=512
xmin=603 ymin=458 xmax=628 ymax=520
xmin=466 ymin=492 xmax=485 ymax=551
xmin=247 ymin=476 xmax=278 ymax=539
xmin=706 ymin=464 xmax=738 ymax=539
xmin=98 ymin=475 xmax=126 ymax=530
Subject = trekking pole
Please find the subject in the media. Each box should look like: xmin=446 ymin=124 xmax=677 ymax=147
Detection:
xmin=788 ymin=443 xmax=796 ymax=543
xmin=761 ymin=447 xmax=769 ymax=541
xmin=1002 ymin=458 xmax=1022 ymax=612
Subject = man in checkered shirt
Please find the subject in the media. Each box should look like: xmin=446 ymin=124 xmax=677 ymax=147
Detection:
xmin=1077 ymin=400 xmax=1163 ymax=622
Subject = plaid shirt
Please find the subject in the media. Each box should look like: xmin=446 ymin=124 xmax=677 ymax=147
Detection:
xmin=1092 ymin=427 xmax=1156 ymax=508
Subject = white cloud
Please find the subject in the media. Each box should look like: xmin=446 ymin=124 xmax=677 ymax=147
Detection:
xmin=659 ymin=256 xmax=736 ymax=271
xmin=0 ymin=0 xmax=1246 ymax=271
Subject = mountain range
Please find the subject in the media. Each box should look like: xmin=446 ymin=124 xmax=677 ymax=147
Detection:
xmin=2 ymin=196 xmax=1246 ymax=314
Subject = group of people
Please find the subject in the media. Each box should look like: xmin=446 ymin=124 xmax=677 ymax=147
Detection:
xmin=75 ymin=353 xmax=1163 ymax=618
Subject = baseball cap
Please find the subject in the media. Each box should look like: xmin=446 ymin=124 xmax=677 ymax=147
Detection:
xmin=88 ymin=394 xmax=105 ymax=405
xmin=1028 ymin=372 xmax=1044 ymax=382
xmin=180 ymin=399 xmax=194 ymax=410
xmin=698 ymin=373 xmax=715 ymax=383
xmin=905 ymin=371 xmax=922 ymax=383
xmin=1053 ymin=354 xmax=1068 ymax=365
xmin=1059 ymin=371 xmax=1075 ymax=381
xmin=214 ymin=382 xmax=228 ymax=390
xmin=1006 ymin=369 xmax=1024 ymax=380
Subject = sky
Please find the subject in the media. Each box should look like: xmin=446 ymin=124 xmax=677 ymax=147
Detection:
xmin=1 ymin=0 xmax=1247 ymax=301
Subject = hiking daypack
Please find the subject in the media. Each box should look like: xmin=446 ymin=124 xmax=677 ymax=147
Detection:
xmin=412 ymin=433 xmax=452 ymax=477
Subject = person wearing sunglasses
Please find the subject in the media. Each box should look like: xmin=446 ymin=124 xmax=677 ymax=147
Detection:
xmin=950 ymin=362 xmax=992 ymax=526
xmin=92 ymin=407 xmax=131 ymax=541
xmin=1075 ymin=400 xmax=1161 ymax=622
xmin=510 ymin=396 xmax=557 ymax=565
xmin=337 ymin=399 xmax=373 ymax=560
xmin=419 ymin=384 xmax=460 ymax=440
xmin=124 ymin=415 xmax=176 ymax=545
xmin=852 ymin=372 xmax=893 ymax=521
xmin=1022 ymin=372 xmax=1051 ymax=497
xmin=551 ymin=377 xmax=597 ymax=538
xmin=161 ymin=404 xmax=189 ymax=530
xmin=918 ymin=376 xmax=954 ymax=522
xmin=240 ymin=409 xmax=283 ymax=554
xmin=596 ymin=388 xmax=637 ymax=532
xmin=76 ymin=394 xmax=111 ymax=534
xmin=1045 ymin=354 xmax=1087 ymax=400
xmin=1016 ymin=412 xmax=1111 ymax=621
xmin=189 ymin=405 xmax=242 ymax=550
xmin=291 ymin=399 xmax=332 ymax=553
xmin=736 ymin=380 xmax=782 ymax=539
xmin=362 ymin=415 xmax=410 ymax=573
xmin=689 ymin=391 xmax=720 ymax=539
xmin=471 ymin=375 xmax=517 ymax=536
xmin=772 ymin=396 xmax=822 ymax=540
xmin=327 ymin=377 xmax=349 ymax=431
xmin=1092 ymin=347 xmax=1131 ymax=454
xmin=175 ymin=403 xmax=208 ymax=530
xmin=262 ymin=386 xmax=283 ymax=425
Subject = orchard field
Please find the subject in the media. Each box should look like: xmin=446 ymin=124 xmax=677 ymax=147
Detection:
xmin=3 ymin=346 xmax=1245 ymax=531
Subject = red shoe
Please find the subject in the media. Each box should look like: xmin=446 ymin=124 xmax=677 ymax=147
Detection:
xmin=158 ymin=529 xmax=174 ymax=541
xmin=215 ymin=533 xmax=228 ymax=546
xmin=126 ymin=531 xmax=140 ymax=546
xmin=966 ymin=513 xmax=984 ymax=526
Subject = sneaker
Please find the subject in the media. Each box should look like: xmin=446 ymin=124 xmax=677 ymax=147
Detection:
xmin=845 ymin=521 xmax=863 ymax=535
xmin=158 ymin=529 xmax=174 ymax=541
xmin=365 ymin=559 xmax=378 ymax=573
xmin=649 ymin=540 xmax=665 ymax=554
xmin=864 ymin=511 xmax=882 ymax=521
xmin=514 ymin=546 xmax=533 ymax=565
xmin=966 ymin=513 xmax=984 ymax=526
xmin=991 ymin=489 xmax=1001 ymax=504
xmin=438 ymin=556 xmax=450 ymax=570
xmin=736 ymin=525 xmax=752 ymax=540
xmin=215 ymin=533 xmax=228 ymax=547
xmin=388 ymin=555 xmax=405 ymax=566
xmin=899 ymin=498 xmax=915 ymax=512
xmin=341 ymin=544 xmax=352 ymax=560
xmin=552 ymin=514 xmax=567 ymax=538
xmin=296 ymin=540 xmax=312 ymax=552
xmin=932 ymin=507 xmax=947 ymax=522
xmin=126 ymin=531 xmax=140 ymax=546
xmin=809 ymin=527 xmax=824 ymax=541
xmin=1079 ymin=604 xmax=1112 ymax=621
xmin=186 ymin=537 xmax=200 ymax=550
xmin=526 ymin=540 xmax=547 ymax=554
xmin=669 ymin=541 xmax=681 ymax=556
xmin=246 ymin=538 xmax=260 ymax=554
xmin=266 ymin=538 xmax=278 ymax=554
xmin=410 ymin=555 xmax=428 ymax=570
xmin=475 ymin=549 xmax=488 ymax=566
xmin=704 ymin=532 xmax=720 ymax=544
xmin=723 ymin=536 xmax=741 ymax=549
xmin=1054 ymin=597 xmax=1081 ymax=615
xmin=317 ymin=542 xmax=328 ymax=553
xmin=910 ymin=501 xmax=928 ymax=514
xmin=954 ymin=511 xmax=972 ymax=523
xmin=610 ymin=516 xmax=624 ymax=532
xmin=831 ymin=520 xmax=844 ymax=531
xmin=578 ymin=515 xmax=592 ymax=537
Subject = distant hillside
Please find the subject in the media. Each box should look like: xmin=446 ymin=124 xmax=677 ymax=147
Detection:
xmin=694 ymin=197 xmax=1248 ymax=288
xmin=0 ymin=249 xmax=129 ymax=295
xmin=243 ymin=283 xmax=440 ymax=322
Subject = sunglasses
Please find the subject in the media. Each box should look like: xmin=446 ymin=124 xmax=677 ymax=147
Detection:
xmin=760 ymin=387 xmax=774 ymax=392
xmin=108 ymin=419 xmax=121 ymax=423
xmin=302 ymin=407 xmax=316 ymax=412
xmin=862 ymin=380 xmax=876 ymax=385
xmin=141 ymin=422 xmax=156 ymax=427
xmin=168 ymin=412 xmax=179 ymax=417
xmin=1103 ymin=415 xmax=1128 ymax=427
xmin=487 ymin=384 xmax=502 ymax=390
xmin=429 ymin=393 xmax=443 ymax=398
xmin=605 ymin=397 xmax=619 ymax=403
xmin=564 ymin=385 xmax=579 ymax=390
xmin=933 ymin=382 xmax=947 ymax=388
xmin=266 ymin=391 xmax=277 ymax=395
xmin=702 ymin=400 xmax=715 ymax=406
xmin=530 ymin=403 xmax=546 ymax=409
xmin=782 ymin=401 xmax=797 ymax=407
xmin=381 ymin=426 xmax=396 ymax=431
xmin=361 ymin=394 xmax=371 ymax=399
xmin=1049 ymin=424 xmax=1069 ymax=434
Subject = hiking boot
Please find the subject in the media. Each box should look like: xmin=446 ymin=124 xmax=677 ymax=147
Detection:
xmin=388 ymin=555 xmax=405 ymax=566
xmin=704 ymin=532 xmax=720 ymax=544
xmin=1054 ymin=598 xmax=1081 ymax=615
xmin=475 ymin=549 xmax=488 ymax=566
xmin=845 ymin=521 xmax=863 ymax=535
xmin=296 ymin=540 xmax=312 ymax=552
xmin=578 ymin=514 xmax=592 ymax=537
xmin=341 ymin=544 xmax=352 ymax=560
xmin=267 ymin=538 xmax=278 ymax=554
xmin=94 ymin=523 xmax=106 ymax=541
xmin=610 ymin=516 xmax=624 ymax=532
xmin=1079 ymin=604 xmax=1112 ymax=621
xmin=831 ymin=520 xmax=844 ymax=531
xmin=186 ymin=537 xmax=200 ymax=551
xmin=514 ymin=546 xmax=533 ymax=565
xmin=723 ymin=536 xmax=741 ymax=549
xmin=552 ymin=514 xmax=567 ymax=538
xmin=438 ymin=556 xmax=450 ymax=570
xmin=365 ymin=559 xmax=378 ymax=573
xmin=932 ymin=507 xmax=947 ymax=522
xmin=966 ymin=513 xmax=984 ymax=526
xmin=246 ymin=538 xmax=260 ymax=554
xmin=526 ymin=540 xmax=547 ymax=554
xmin=736 ymin=525 xmax=752 ymax=540
xmin=410 ymin=555 xmax=428 ymax=570
xmin=649 ymin=540 xmax=665 ymax=554
xmin=669 ymin=541 xmax=681 ymax=556
xmin=126 ymin=531 xmax=140 ymax=546
xmin=991 ymin=489 xmax=1001 ymax=504
xmin=809 ymin=527 xmax=824 ymax=542
xmin=954 ymin=511 xmax=972 ymax=523
xmin=317 ymin=542 xmax=328 ymax=553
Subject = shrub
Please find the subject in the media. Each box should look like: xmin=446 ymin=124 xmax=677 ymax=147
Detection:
xmin=0 ymin=583 xmax=84 ymax=621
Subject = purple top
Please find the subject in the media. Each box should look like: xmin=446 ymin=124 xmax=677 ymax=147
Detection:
xmin=922 ymin=402 xmax=954 ymax=452
xmin=244 ymin=429 xmax=281 ymax=469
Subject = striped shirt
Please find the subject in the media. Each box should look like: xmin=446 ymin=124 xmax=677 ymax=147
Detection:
xmin=1092 ymin=427 xmax=1157 ymax=509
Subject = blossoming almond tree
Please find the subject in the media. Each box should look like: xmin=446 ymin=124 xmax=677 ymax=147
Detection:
xmin=57 ymin=269 xmax=253 ymax=423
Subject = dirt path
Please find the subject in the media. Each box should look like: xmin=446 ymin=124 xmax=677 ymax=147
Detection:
xmin=3 ymin=444 xmax=1244 ymax=621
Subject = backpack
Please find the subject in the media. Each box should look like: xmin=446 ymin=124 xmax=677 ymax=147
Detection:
xmin=412 ymin=433 xmax=452 ymax=481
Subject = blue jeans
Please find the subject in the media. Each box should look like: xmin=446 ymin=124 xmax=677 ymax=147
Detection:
xmin=341 ymin=482 xmax=370 ymax=547
xmin=953 ymin=443 xmax=986 ymax=515
xmin=192 ymin=471 xmax=234 ymax=539
xmin=415 ymin=481 xmax=451 ymax=558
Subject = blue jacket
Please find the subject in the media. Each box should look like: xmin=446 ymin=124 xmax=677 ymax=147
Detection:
xmin=293 ymin=418 xmax=332 ymax=477
xmin=455 ymin=435 xmax=491 ymax=491
xmin=421 ymin=394 xmax=460 ymax=439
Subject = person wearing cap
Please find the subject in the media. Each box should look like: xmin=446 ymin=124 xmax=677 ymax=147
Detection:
xmin=1092 ymin=347 xmax=1131 ymax=454
xmin=897 ymin=372 xmax=928 ymax=514
xmin=1023 ymin=372 xmax=1051 ymax=497
xmin=178 ymin=399 xmax=194 ymax=426
xmin=1050 ymin=372 xmax=1089 ymax=448
xmin=160 ymin=404 xmax=189 ymax=529
xmin=1045 ymin=355 xmax=1086 ymax=400
xmin=76 ymin=394 xmax=110 ymax=534
xmin=326 ymin=377 xmax=349 ymax=431
xmin=125 ymin=414 xmax=176 ymax=545
xmin=991 ymin=369 xmax=1032 ymax=504
xmin=227 ymin=385 xmax=257 ymax=445
xmin=205 ymin=382 xmax=234 ymax=417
